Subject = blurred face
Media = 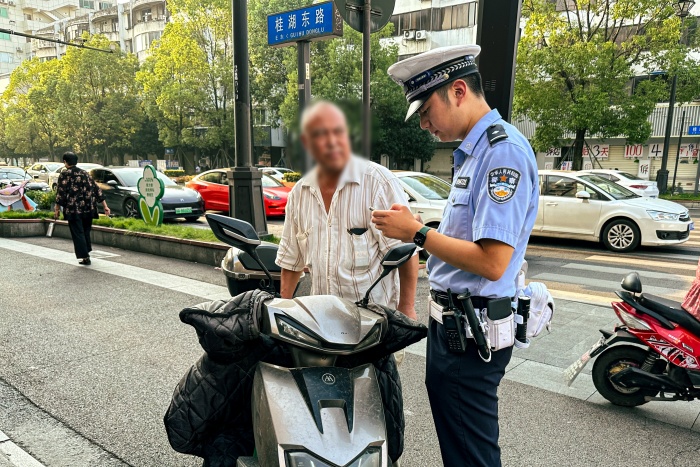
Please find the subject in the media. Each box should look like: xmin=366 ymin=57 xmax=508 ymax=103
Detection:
xmin=301 ymin=104 xmax=351 ymax=175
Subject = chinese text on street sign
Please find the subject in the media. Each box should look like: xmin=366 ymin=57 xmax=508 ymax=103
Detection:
xmin=267 ymin=1 xmax=343 ymax=48
xmin=689 ymin=126 xmax=700 ymax=136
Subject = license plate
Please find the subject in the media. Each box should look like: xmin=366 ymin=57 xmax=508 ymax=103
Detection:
xmin=563 ymin=337 xmax=606 ymax=386
xmin=690 ymin=222 xmax=695 ymax=231
xmin=175 ymin=207 xmax=193 ymax=214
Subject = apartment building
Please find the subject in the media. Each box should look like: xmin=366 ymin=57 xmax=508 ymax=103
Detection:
xmin=0 ymin=0 xmax=167 ymax=91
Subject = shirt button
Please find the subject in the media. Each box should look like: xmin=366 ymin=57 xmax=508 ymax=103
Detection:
xmin=452 ymin=197 xmax=455 ymax=202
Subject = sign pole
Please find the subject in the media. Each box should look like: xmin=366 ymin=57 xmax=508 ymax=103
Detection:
xmin=230 ymin=0 xmax=267 ymax=235
xmin=362 ymin=0 xmax=371 ymax=160
xmin=671 ymin=110 xmax=686 ymax=195
xmin=298 ymin=40 xmax=312 ymax=172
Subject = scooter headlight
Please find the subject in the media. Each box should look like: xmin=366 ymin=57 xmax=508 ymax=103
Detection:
xmin=276 ymin=315 xmax=321 ymax=347
xmin=285 ymin=447 xmax=381 ymax=467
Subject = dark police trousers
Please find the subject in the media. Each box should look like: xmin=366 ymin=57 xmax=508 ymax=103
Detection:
xmin=67 ymin=217 xmax=93 ymax=259
xmin=426 ymin=318 xmax=512 ymax=467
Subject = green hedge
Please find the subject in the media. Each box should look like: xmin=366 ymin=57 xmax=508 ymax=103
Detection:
xmin=164 ymin=169 xmax=185 ymax=177
xmin=0 ymin=210 xmax=55 ymax=219
xmin=282 ymin=172 xmax=302 ymax=183
xmin=26 ymin=190 xmax=57 ymax=210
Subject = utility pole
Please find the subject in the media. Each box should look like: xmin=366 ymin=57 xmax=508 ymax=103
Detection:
xmin=229 ymin=0 xmax=268 ymax=235
xmin=298 ymin=40 xmax=312 ymax=172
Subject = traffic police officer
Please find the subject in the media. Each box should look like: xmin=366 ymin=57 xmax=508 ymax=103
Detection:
xmin=371 ymin=45 xmax=539 ymax=466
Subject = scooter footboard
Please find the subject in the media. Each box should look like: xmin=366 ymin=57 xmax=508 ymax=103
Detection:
xmin=252 ymin=362 xmax=391 ymax=467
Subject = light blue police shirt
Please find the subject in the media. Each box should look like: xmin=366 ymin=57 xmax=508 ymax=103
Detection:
xmin=427 ymin=109 xmax=539 ymax=299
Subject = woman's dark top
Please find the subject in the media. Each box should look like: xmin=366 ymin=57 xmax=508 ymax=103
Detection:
xmin=55 ymin=166 xmax=105 ymax=220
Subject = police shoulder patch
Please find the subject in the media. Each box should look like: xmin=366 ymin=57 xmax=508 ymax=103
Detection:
xmin=488 ymin=167 xmax=521 ymax=204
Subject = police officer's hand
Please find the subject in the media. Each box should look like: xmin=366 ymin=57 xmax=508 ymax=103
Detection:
xmin=371 ymin=204 xmax=423 ymax=243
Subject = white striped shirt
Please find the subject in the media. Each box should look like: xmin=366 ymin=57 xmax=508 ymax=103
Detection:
xmin=275 ymin=156 xmax=409 ymax=309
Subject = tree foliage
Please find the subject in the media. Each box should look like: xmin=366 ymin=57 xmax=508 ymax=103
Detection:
xmin=1 ymin=35 xmax=149 ymax=164
xmin=137 ymin=0 xmax=235 ymax=167
xmin=515 ymin=0 xmax=700 ymax=169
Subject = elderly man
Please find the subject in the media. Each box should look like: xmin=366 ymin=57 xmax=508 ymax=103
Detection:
xmin=275 ymin=101 xmax=418 ymax=318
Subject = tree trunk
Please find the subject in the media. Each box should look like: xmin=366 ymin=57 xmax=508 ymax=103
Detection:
xmin=572 ymin=129 xmax=586 ymax=171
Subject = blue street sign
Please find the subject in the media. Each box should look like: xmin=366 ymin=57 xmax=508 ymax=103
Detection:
xmin=267 ymin=1 xmax=343 ymax=48
xmin=689 ymin=126 xmax=700 ymax=136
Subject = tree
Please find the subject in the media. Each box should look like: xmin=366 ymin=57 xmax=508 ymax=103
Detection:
xmin=55 ymin=34 xmax=143 ymax=165
xmin=2 ymin=58 xmax=63 ymax=161
xmin=137 ymin=0 xmax=235 ymax=168
xmin=515 ymin=0 xmax=700 ymax=170
xmin=279 ymin=25 xmax=435 ymax=164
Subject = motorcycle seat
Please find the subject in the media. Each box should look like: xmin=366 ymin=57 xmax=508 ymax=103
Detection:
xmin=638 ymin=294 xmax=700 ymax=337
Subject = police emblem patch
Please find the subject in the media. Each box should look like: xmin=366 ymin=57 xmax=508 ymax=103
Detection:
xmin=488 ymin=167 xmax=521 ymax=204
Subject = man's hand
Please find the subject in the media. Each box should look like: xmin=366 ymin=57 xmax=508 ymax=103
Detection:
xmin=371 ymin=204 xmax=423 ymax=243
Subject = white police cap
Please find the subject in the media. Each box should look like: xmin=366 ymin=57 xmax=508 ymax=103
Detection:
xmin=387 ymin=45 xmax=481 ymax=121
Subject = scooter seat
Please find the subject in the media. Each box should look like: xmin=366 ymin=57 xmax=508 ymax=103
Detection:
xmin=638 ymin=294 xmax=700 ymax=337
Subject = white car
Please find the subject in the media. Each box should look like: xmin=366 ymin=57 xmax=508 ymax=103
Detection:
xmin=578 ymin=169 xmax=660 ymax=198
xmin=259 ymin=167 xmax=294 ymax=181
xmin=27 ymin=162 xmax=64 ymax=184
xmin=50 ymin=163 xmax=103 ymax=191
xmin=534 ymin=170 xmax=692 ymax=252
xmin=393 ymin=171 xmax=449 ymax=228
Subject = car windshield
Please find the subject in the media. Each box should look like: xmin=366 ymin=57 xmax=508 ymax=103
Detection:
xmin=45 ymin=163 xmax=62 ymax=172
xmin=262 ymin=174 xmax=282 ymax=187
xmin=578 ymin=174 xmax=639 ymax=200
xmin=0 ymin=170 xmax=29 ymax=180
xmin=114 ymin=170 xmax=176 ymax=187
xmin=400 ymin=174 xmax=451 ymax=200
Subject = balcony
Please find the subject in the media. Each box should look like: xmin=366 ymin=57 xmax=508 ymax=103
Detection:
xmin=132 ymin=16 xmax=164 ymax=36
xmin=19 ymin=0 xmax=79 ymax=13
xmin=131 ymin=0 xmax=164 ymax=10
xmin=66 ymin=15 xmax=89 ymax=27
xmin=91 ymin=5 xmax=118 ymax=20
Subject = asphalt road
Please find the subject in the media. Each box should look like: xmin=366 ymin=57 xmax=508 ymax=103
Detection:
xmin=2 ymin=236 xmax=700 ymax=466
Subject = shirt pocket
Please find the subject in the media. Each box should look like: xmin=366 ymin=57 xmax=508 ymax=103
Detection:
xmin=442 ymin=189 xmax=473 ymax=240
xmin=344 ymin=229 xmax=371 ymax=271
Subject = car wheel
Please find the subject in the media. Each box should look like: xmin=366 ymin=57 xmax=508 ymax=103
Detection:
xmin=602 ymin=219 xmax=640 ymax=253
xmin=124 ymin=198 xmax=140 ymax=218
xmin=184 ymin=216 xmax=200 ymax=222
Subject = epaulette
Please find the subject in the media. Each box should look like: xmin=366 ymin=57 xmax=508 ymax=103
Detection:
xmin=487 ymin=124 xmax=508 ymax=146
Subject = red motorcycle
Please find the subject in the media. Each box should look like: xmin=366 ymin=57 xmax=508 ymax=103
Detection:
xmin=565 ymin=272 xmax=700 ymax=406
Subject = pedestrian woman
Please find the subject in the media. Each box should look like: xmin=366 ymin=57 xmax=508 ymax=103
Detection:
xmin=54 ymin=152 xmax=110 ymax=265
xmin=683 ymin=259 xmax=700 ymax=319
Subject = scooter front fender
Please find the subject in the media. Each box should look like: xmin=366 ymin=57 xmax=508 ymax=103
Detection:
xmin=252 ymin=362 xmax=390 ymax=467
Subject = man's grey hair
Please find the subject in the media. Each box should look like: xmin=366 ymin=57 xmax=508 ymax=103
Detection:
xmin=300 ymin=100 xmax=347 ymax=134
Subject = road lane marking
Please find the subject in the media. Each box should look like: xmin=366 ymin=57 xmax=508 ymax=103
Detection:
xmin=585 ymin=255 xmax=699 ymax=271
xmin=0 ymin=238 xmax=230 ymax=301
xmin=0 ymin=431 xmax=45 ymax=467
xmin=562 ymin=262 xmax=694 ymax=281
xmin=532 ymin=273 xmax=686 ymax=299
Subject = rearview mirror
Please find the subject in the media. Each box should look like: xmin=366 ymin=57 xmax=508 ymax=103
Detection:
xmin=107 ymin=180 xmax=119 ymax=186
xmin=575 ymin=191 xmax=591 ymax=200
xmin=206 ymin=213 xmax=260 ymax=252
xmin=381 ymin=243 xmax=417 ymax=270
xmin=359 ymin=243 xmax=417 ymax=307
xmin=206 ymin=213 xmax=275 ymax=294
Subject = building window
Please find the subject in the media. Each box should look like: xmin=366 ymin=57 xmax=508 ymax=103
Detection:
xmin=99 ymin=2 xmax=111 ymax=10
xmin=0 ymin=32 xmax=10 ymax=41
xmin=136 ymin=31 xmax=161 ymax=52
xmin=112 ymin=20 xmax=118 ymax=32
xmin=0 ymin=7 xmax=8 ymax=19
xmin=80 ymin=0 xmax=95 ymax=9
xmin=389 ymin=3 xmax=477 ymax=35
xmin=0 ymin=52 xmax=12 ymax=63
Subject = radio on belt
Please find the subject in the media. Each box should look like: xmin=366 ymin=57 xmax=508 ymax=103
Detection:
xmin=441 ymin=288 xmax=468 ymax=353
